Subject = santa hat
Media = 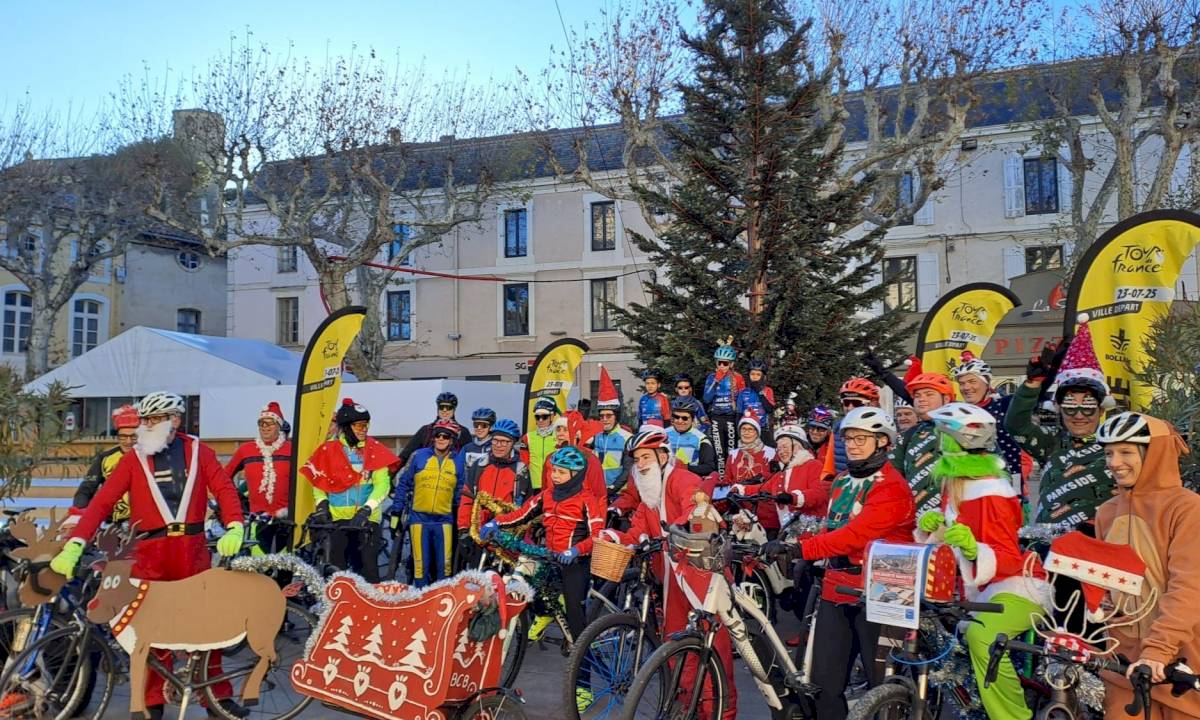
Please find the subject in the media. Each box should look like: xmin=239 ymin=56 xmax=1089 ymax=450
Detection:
xmin=111 ymin=404 xmax=140 ymax=430
xmin=1044 ymin=531 xmax=1146 ymax=621
xmin=596 ymin=365 xmax=620 ymax=409
xmin=902 ymin=355 xmax=923 ymax=386
xmin=737 ymin=411 xmax=760 ymax=434
xmin=259 ymin=401 xmax=285 ymax=427
xmin=1053 ymin=314 xmax=1114 ymax=408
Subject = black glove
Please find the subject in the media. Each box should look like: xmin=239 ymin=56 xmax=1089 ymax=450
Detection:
xmin=345 ymin=506 xmax=373 ymax=531
xmin=1025 ymin=343 xmax=1057 ymax=383
xmin=310 ymin=500 xmax=332 ymax=525
xmin=861 ymin=350 xmax=888 ymax=375
xmin=762 ymin=539 xmax=799 ymax=561
xmin=775 ymin=492 xmax=794 ymax=505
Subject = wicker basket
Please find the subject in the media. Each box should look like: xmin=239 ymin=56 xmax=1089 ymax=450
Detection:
xmin=590 ymin=538 xmax=635 ymax=583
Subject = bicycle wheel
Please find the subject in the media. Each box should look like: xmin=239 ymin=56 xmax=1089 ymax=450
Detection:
xmin=499 ymin=610 xmax=530 ymax=689
xmin=618 ymin=636 xmax=726 ymax=720
xmin=454 ymin=691 xmax=529 ymax=720
xmin=0 ymin=625 xmax=99 ymax=720
xmin=846 ymin=682 xmax=929 ymax=720
xmin=565 ymin=612 xmax=660 ymax=720
xmin=201 ymin=602 xmax=316 ymax=720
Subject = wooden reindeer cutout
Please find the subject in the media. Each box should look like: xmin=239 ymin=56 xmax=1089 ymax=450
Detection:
xmin=8 ymin=511 xmax=71 ymax=606
xmin=87 ymin=525 xmax=288 ymax=719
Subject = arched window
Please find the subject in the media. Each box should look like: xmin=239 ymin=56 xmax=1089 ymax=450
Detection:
xmin=71 ymin=297 xmax=104 ymax=357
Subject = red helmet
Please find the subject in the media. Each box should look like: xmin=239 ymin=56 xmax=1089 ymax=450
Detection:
xmin=626 ymin=427 xmax=670 ymax=454
xmin=839 ymin=377 xmax=880 ymax=402
xmin=906 ymin=372 xmax=955 ymax=401
xmin=431 ymin=420 xmax=460 ymax=439
xmin=111 ymin=404 xmax=140 ymax=430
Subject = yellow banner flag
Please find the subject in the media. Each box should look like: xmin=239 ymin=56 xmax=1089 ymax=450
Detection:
xmin=522 ymin=338 xmax=589 ymax=432
xmin=917 ymin=283 xmax=1021 ymax=384
xmin=1064 ymin=210 xmax=1200 ymax=410
xmin=288 ymin=306 xmax=366 ymax=536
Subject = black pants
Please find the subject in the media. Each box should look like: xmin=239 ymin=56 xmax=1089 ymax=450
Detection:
xmin=561 ymin=560 xmax=592 ymax=639
xmin=810 ymin=599 xmax=882 ymax=720
xmin=329 ymin=523 xmax=381 ymax=583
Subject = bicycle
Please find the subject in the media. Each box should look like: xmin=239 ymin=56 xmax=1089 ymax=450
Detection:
xmin=0 ymin=540 xmax=317 ymax=720
xmin=565 ymin=537 xmax=666 ymax=720
xmin=721 ymin=491 xmax=798 ymax=623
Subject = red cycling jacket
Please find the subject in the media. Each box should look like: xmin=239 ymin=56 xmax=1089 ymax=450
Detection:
xmin=457 ymin=454 xmax=521 ymax=529
xmin=495 ymin=474 xmax=604 ymax=555
xmin=740 ymin=457 xmax=831 ymax=526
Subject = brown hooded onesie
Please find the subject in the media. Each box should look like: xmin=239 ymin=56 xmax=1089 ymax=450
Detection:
xmin=1096 ymin=416 xmax=1200 ymax=719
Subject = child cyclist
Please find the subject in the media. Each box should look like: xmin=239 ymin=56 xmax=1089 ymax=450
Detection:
xmin=917 ymin=403 xmax=1052 ymax=720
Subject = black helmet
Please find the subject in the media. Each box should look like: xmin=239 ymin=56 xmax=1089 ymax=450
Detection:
xmin=436 ymin=392 xmax=458 ymax=409
xmin=748 ymin=358 xmax=769 ymax=373
xmin=642 ymin=368 xmax=664 ymax=382
xmin=670 ymin=396 xmax=702 ymax=416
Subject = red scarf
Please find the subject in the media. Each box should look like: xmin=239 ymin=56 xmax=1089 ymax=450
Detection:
xmin=301 ymin=437 xmax=399 ymax=494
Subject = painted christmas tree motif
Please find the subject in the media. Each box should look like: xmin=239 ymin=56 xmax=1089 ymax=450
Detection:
xmin=452 ymin=626 xmax=485 ymax=668
xmin=324 ymin=615 xmax=353 ymax=654
xmin=398 ymin=628 xmax=433 ymax=679
xmin=362 ymin=624 xmax=384 ymax=664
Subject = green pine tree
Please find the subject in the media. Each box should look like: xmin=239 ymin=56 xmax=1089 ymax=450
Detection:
xmin=1136 ymin=303 xmax=1200 ymax=490
xmin=614 ymin=0 xmax=907 ymax=410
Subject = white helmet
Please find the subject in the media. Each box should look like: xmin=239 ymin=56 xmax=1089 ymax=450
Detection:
xmin=774 ymin=423 xmax=809 ymax=447
xmin=952 ymin=353 xmax=993 ymax=383
xmin=840 ymin=406 xmax=897 ymax=444
xmin=928 ymin=402 xmax=996 ymax=451
xmin=1097 ymin=412 xmax=1152 ymax=445
xmin=138 ymin=391 xmax=186 ymax=418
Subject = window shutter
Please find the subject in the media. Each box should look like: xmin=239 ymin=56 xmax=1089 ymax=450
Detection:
xmin=1003 ymin=246 xmax=1026 ymax=283
xmin=913 ymin=173 xmax=934 ymax=226
xmin=916 ymin=252 xmax=940 ymax=311
xmin=1003 ymin=155 xmax=1025 ymax=218
xmin=1058 ymin=151 xmax=1073 ymax=215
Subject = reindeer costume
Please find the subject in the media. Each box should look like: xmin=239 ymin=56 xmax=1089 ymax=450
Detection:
xmin=1096 ymin=416 xmax=1200 ymax=719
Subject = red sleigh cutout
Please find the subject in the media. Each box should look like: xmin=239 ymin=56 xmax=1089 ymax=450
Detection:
xmin=291 ymin=570 xmax=532 ymax=720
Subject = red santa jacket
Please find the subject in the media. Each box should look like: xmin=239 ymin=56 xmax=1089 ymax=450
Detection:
xmin=801 ymin=463 xmax=915 ymax=566
xmin=541 ymin=447 xmax=607 ymax=504
xmin=225 ymin=439 xmax=292 ymax=515
xmin=71 ymin=434 xmax=244 ymax=542
xmin=605 ymin=463 xmax=702 ymax=582
xmin=740 ymin=458 xmax=830 ymax=527
xmin=727 ymin=445 xmax=778 ymax=529
xmin=496 ymin=470 xmax=605 ymax=555
xmin=300 ymin=436 xmax=398 ymax=494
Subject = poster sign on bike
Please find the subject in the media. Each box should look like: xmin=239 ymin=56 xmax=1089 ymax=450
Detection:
xmin=865 ymin=542 xmax=933 ymax=629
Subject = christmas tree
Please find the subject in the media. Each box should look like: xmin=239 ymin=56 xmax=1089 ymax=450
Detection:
xmin=399 ymin=629 xmax=429 ymax=672
xmin=614 ymin=0 xmax=906 ymax=409
xmin=362 ymin=624 xmax=384 ymax=664
xmin=324 ymin=615 xmax=353 ymax=654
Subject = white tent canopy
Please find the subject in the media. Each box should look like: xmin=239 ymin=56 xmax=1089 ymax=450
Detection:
xmin=24 ymin=326 xmax=310 ymax=397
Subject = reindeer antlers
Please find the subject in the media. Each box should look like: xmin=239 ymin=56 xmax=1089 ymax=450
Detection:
xmin=94 ymin=522 xmax=137 ymax=560
xmin=6 ymin=511 xmax=72 ymax=560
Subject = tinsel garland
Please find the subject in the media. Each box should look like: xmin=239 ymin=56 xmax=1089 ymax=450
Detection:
xmin=1018 ymin=521 xmax=1076 ymax=543
xmin=467 ymin=491 xmax=558 ymax=606
xmin=780 ymin=514 xmax=824 ymax=542
xmin=1076 ymin=665 xmax=1105 ymax=712
xmin=231 ymin=553 xmax=326 ymax=607
xmin=917 ymin=617 xmax=988 ymax=719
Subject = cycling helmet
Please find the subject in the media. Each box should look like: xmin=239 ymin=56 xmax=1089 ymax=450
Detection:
xmin=674 ymin=373 xmax=694 ymax=385
xmin=952 ymin=351 xmax=993 ymax=384
xmin=670 ymin=396 xmax=702 ymax=416
xmin=138 ymin=392 xmax=186 ymax=417
xmin=839 ymin=377 xmax=880 ymax=402
xmin=111 ymin=404 xmax=141 ymax=429
xmin=1053 ymin=376 xmax=1109 ymax=407
xmin=906 ymin=372 xmax=955 ymax=401
xmin=748 ymin=358 xmax=769 ymax=373
xmin=774 ymin=424 xmax=809 ymax=446
xmin=1097 ymin=412 xmax=1152 ymax=445
xmin=436 ymin=392 xmax=458 ymax=408
xmin=335 ymin=398 xmax=370 ymax=425
xmin=893 ymin=396 xmax=912 ymax=409
xmin=928 ymin=402 xmax=997 ymax=451
xmin=549 ymin=445 xmax=588 ymax=471
xmin=714 ymin=341 xmax=737 ymax=362
xmin=533 ymin=397 xmax=560 ymax=415
xmin=805 ymin=405 xmax=835 ymax=430
xmin=627 ymin=427 xmax=670 ymax=454
xmin=642 ymin=368 xmax=664 ymax=382
xmin=471 ymin=407 xmax=497 ymax=424
xmin=491 ymin=418 xmax=520 ymax=440
xmin=840 ymin=406 xmax=897 ymax=444
xmin=431 ymin=420 xmax=460 ymax=439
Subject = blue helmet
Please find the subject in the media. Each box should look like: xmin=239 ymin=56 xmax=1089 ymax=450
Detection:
xmin=549 ymin=446 xmax=587 ymax=471
xmin=714 ymin=344 xmax=737 ymax=362
xmin=748 ymin=358 xmax=769 ymax=373
xmin=471 ymin=407 xmax=497 ymax=424
xmin=491 ymin=418 xmax=520 ymax=440
xmin=436 ymin=392 xmax=458 ymax=408
xmin=670 ymin=396 xmax=702 ymax=416
xmin=533 ymin=398 xmax=560 ymax=415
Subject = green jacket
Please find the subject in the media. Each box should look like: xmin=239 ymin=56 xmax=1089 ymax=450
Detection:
xmin=892 ymin=420 xmax=941 ymax=517
xmin=1003 ymin=382 xmax=1114 ymax=525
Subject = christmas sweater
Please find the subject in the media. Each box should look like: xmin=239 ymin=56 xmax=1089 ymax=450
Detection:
xmin=593 ymin=426 xmax=632 ymax=487
xmin=739 ymin=457 xmax=830 ymax=527
xmin=727 ymin=445 xmax=779 ymax=529
xmin=978 ymin=394 xmax=1023 ymax=480
xmin=1004 ymin=383 xmax=1114 ymax=525
xmin=801 ymin=463 xmax=915 ymax=567
xmin=702 ymin=370 xmax=745 ymax=417
xmin=225 ymin=438 xmax=291 ymax=515
xmin=915 ymin=476 xmax=1051 ymax=607
xmin=893 ymin=420 xmax=942 ymax=517
xmin=637 ymin=391 xmax=671 ymax=428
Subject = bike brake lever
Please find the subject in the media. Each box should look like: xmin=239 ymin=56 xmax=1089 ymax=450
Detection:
xmin=1125 ymin=666 xmax=1152 ymax=720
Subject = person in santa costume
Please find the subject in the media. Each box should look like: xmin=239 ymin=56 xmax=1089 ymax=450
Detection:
xmin=225 ymin=402 xmax=291 ymax=543
xmin=71 ymin=404 xmax=141 ymax=525
xmin=893 ymin=367 xmax=956 ymax=518
xmin=917 ymin=402 xmax=1052 ymax=720
xmin=302 ymin=398 xmax=397 ymax=582
xmin=1005 ymin=315 xmax=1114 ymax=526
xmin=725 ymin=412 xmax=779 ymax=536
xmin=1095 ymin=411 xmax=1200 ymax=719
xmin=731 ymin=423 xmax=829 ymax=529
xmin=51 ymin=391 xmax=248 ymax=720
xmin=597 ymin=427 xmax=737 ymax=720
xmin=766 ymin=406 xmax=916 ymax=720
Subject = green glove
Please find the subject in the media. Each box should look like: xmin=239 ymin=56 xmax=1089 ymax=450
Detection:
xmin=217 ymin=522 xmax=245 ymax=557
xmin=918 ymin=511 xmax=946 ymax=534
xmin=943 ymin=523 xmax=978 ymax=561
xmin=51 ymin=539 xmax=86 ymax=577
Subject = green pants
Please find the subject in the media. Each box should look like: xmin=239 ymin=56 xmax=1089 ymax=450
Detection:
xmin=964 ymin=592 xmax=1043 ymax=720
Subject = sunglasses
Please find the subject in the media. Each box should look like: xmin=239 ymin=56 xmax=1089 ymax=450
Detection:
xmin=534 ymin=413 xmax=552 ymax=420
xmin=473 ymin=421 xmax=491 ymax=428
xmin=841 ymin=399 xmax=865 ymax=408
xmin=1061 ymin=405 xmax=1099 ymax=418
xmin=717 ymin=361 xmax=731 ymax=367
xmin=438 ymin=404 xmax=455 ymax=411
xmin=671 ymin=414 xmax=692 ymax=421
xmin=676 ymin=385 xmax=691 ymax=391
xmin=433 ymin=432 xmax=455 ymax=440
xmin=257 ymin=420 xmax=277 ymax=427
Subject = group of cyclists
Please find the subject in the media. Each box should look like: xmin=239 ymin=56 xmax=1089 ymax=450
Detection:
xmin=47 ymin=312 xmax=1200 ymax=719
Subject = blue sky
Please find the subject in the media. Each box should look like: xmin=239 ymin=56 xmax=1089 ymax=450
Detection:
xmin=2 ymin=1 xmax=615 ymax=114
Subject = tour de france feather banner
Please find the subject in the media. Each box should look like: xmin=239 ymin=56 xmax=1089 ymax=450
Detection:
xmin=1063 ymin=210 xmax=1200 ymax=411
xmin=522 ymin=338 xmax=589 ymax=433
xmin=288 ymin=306 xmax=366 ymax=537
xmin=916 ymin=282 xmax=1021 ymax=380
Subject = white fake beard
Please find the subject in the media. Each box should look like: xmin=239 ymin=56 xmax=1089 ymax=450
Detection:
xmin=633 ymin=462 xmax=664 ymax=511
xmin=135 ymin=419 xmax=174 ymax=456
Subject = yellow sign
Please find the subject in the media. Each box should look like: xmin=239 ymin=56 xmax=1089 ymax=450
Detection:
xmin=522 ymin=338 xmax=589 ymax=432
xmin=288 ymin=306 xmax=366 ymax=537
xmin=1065 ymin=210 xmax=1200 ymax=410
xmin=917 ymin=283 xmax=1021 ymax=389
